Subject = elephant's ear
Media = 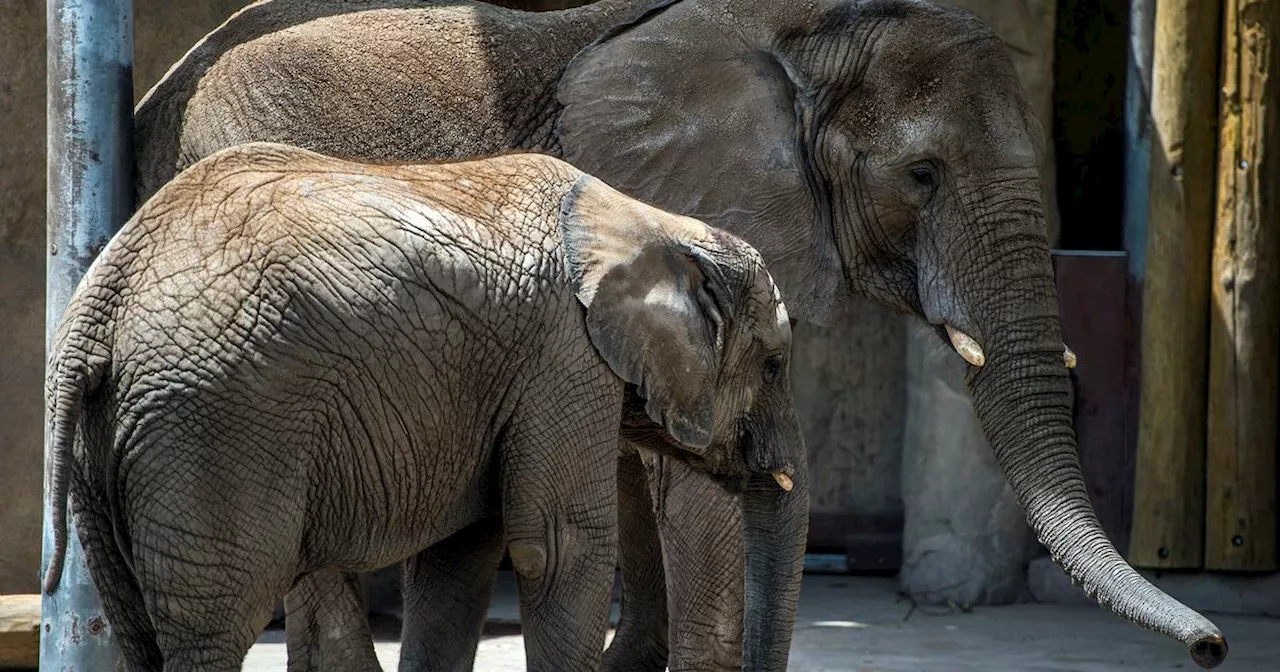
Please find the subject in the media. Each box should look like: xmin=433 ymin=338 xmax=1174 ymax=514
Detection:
xmin=559 ymin=176 xmax=733 ymax=452
xmin=556 ymin=0 xmax=843 ymax=324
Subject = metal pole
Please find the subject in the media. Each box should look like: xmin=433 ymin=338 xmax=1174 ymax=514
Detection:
xmin=42 ymin=0 xmax=133 ymax=669
xmin=1122 ymin=0 xmax=1157 ymax=278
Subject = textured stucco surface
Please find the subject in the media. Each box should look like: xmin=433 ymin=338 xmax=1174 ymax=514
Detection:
xmin=794 ymin=300 xmax=907 ymax=519
xmin=0 ymin=0 xmax=52 ymax=597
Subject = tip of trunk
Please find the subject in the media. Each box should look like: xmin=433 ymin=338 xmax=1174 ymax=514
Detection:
xmin=1189 ymin=633 xmax=1228 ymax=669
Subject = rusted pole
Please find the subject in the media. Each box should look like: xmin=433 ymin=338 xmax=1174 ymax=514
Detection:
xmin=1205 ymin=0 xmax=1278 ymax=571
xmin=42 ymin=0 xmax=133 ymax=668
xmin=1129 ymin=0 xmax=1222 ymax=569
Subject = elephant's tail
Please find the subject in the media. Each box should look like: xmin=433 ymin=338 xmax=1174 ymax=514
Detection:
xmin=43 ymin=330 xmax=108 ymax=595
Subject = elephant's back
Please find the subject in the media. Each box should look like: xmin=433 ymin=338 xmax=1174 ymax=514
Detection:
xmin=112 ymin=144 xmax=584 ymax=422
xmin=133 ymin=0 xmax=644 ymax=201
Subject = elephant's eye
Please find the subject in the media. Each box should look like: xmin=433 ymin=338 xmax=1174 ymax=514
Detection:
xmin=762 ymin=355 xmax=784 ymax=384
xmin=909 ymin=166 xmax=936 ymax=189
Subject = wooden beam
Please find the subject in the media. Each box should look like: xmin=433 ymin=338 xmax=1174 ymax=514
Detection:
xmin=1205 ymin=0 xmax=1279 ymax=571
xmin=1129 ymin=0 xmax=1223 ymax=569
xmin=0 ymin=594 xmax=40 ymax=669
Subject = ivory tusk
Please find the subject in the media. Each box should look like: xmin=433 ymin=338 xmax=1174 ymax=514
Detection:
xmin=1064 ymin=344 xmax=1077 ymax=369
xmin=773 ymin=472 xmax=794 ymax=492
xmin=944 ymin=324 xmax=986 ymax=367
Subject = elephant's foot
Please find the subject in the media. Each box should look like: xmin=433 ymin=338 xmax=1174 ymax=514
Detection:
xmin=603 ymin=633 xmax=669 ymax=672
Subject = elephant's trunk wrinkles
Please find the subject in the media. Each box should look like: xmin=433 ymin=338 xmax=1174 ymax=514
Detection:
xmin=966 ymin=253 xmax=1227 ymax=669
xmin=741 ymin=455 xmax=809 ymax=671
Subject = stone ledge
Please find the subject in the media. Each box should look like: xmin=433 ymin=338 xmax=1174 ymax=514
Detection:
xmin=0 ymin=594 xmax=40 ymax=670
xmin=1028 ymin=555 xmax=1280 ymax=617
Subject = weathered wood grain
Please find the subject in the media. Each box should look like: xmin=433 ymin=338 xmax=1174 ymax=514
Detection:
xmin=1205 ymin=0 xmax=1278 ymax=571
xmin=0 ymin=594 xmax=40 ymax=669
xmin=1129 ymin=0 xmax=1223 ymax=569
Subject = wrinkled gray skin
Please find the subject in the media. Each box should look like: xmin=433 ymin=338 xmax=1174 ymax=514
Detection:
xmin=132 ymin=0 xmax=1229 ymax=669
xmin=43 ymin=144 xmax=809 ymax=672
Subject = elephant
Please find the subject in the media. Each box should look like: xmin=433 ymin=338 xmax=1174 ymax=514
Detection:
xmin=129 ymin=0 xmax=1230 ymax=669
xmin=42 ymin=142 xmax=810 ymax=672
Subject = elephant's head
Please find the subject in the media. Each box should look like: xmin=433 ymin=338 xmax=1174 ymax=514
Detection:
xmin=559 ymin=173 xmax=809 ymax=669
xmin=556 ymin=0 xmax=1226 ymax=666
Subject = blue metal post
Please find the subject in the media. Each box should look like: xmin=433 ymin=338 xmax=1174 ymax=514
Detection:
xmin=42 ymin=0 xmax=133 ymax=669
xmin=1121 ymin=0 xmax=1157 ymax=277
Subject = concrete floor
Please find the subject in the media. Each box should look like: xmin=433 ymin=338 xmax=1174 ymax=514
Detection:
xmin=244 ymin=572 xmax=1278 ymax=671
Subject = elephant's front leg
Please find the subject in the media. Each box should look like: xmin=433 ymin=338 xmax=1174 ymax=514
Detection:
xmin=501 ymin=384 xmax=621 ymax=671
xmin=398 ymin=515 xmax=507 ymax=672
xmin=602 ymin=443 xmax=669 ymax=672
xmin=284 ymin=569 xmax=380 ymax=672
xmin=645 ymin=452 xmax=746 ymax=672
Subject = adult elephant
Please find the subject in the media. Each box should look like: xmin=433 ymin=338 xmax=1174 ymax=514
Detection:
xmin=133 ymin=0 xmax=1229 ymax=669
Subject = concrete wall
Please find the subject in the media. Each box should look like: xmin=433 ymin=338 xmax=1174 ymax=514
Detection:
xmin=0 ymin=0 xmax=52 ymax=597
xmin=0 ymin=0 xmax=253 ymax=595
xmin=795 ymin=305 xmax=907 ymax=521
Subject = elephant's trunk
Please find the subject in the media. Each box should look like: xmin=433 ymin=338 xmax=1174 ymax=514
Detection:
xmin=964 ymin=241 xmax=1227 ymax=668
xmin=741 ymin=446 xmax=809 ymax=670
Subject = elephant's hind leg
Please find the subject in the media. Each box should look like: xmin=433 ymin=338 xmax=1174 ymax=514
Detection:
xmin=71 ymin=482 xmax=164 ymax=671
xmin=398 ymin=515 xmax=506 ymax=672
xmin=284 ymin=569 xmax=380 ymax=672
xmin=128 ymin=473 xmax=299 ymax=670
xmin=138 ymin=546 xmax=289 ymax=672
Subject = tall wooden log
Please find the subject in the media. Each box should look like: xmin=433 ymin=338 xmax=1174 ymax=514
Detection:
xmin=1205 ymin=0 xmax=1279 ymax=571
xmin=1129 ymin=0 xmax=1222 ymax=569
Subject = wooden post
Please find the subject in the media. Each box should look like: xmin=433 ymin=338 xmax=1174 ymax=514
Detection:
xmin=0 ymin=595 xmax=40 ymax=668
xmin=1205 ymin=0 xmax=1279 ymax=571
xmin=1129 ymin=0 xmax=1222 ymax=569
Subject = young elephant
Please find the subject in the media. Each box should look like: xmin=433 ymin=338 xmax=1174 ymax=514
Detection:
xmin=43 ymin=142 xmax=809 ymax=672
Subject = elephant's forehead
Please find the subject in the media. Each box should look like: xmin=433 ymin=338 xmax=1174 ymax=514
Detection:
xmin=871 ymin=93 xmax=1035 ymax=168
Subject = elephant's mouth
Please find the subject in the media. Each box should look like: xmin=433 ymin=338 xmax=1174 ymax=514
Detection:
xmin=618 ymin=385 xmax=751 ymax=482
xmin=617 ymin=385 xmax=792 ymax=493
xmin=618 ymin=418 xmax=735 ymax=477
xmin=919 ymin=318 xmax=988 ymax=368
